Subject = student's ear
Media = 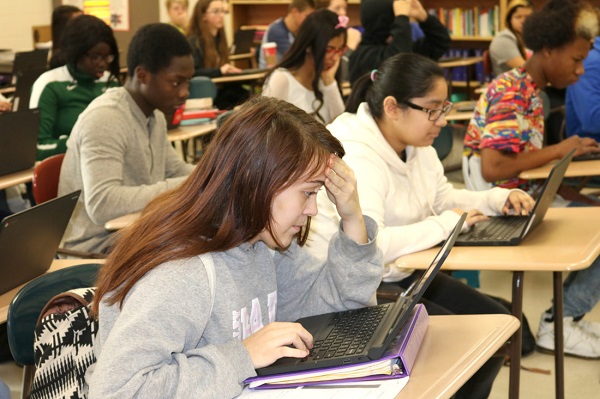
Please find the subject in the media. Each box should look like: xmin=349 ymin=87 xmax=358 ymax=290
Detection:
xmin=135 ymin=66 xmax=150 ymax=85
xmin=542 ymin=47 xmax=553 ymax=59
xmin=382 ymin=96 xmax=400 ymax=119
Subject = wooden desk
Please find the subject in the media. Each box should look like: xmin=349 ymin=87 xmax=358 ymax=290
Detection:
xmin=0 ymin=167 xmax=34 ymax=190
xmin=0 ymin=51 xmax=14 ymax=75
xmin=168 ymin=121 xmax=217 ymax=142
xmin=394 ymin=208 xmax=600 ymax=399
xmin=396 ymin=314 xmax=519 ymax=399
xmin=0 ymin=259 xmax=106 ymax=324
xmin=212 ymin=71 xmax=267 ymax=84
xmin=168 ymin=121 xmax=217 ymax=162
xmin=229 ymin=53 xmax=253 ymax=62
xmin=229 ymin=53 xmax=257 ymax=68
xmin=519 ymin=159 xmax=600 ymax=180
xmin=0 ymin=86 xmax=15 ymax=96
xmin=438 ymin=56 xmax=483 ymax=98
xmin=341 ymin=81 xmax=351 ymax=98
xmin=105 ymin=212 xmax=140 ymax=231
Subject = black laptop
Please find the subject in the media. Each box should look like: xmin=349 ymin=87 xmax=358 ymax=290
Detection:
xmin=0 ymin=191 xmax=81 ymax=295
xmin=11 ymin=49 xmax=48 ymax=85
xmin=255 ymin=213 xmax=466 ymax=377
xmin=230 ymin=29 xmax=256 ymax=55
xmin=11 ymin=66 xmax=47 ymax=112
xmin=0 ymin=108 xmax=40 ymax=175
xmin=455 ymin=149 xmax=575 ymax=246
xmin=572 ymin=151 xmax=600 ymax=162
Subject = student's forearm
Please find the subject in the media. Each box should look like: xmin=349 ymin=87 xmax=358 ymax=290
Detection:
xmin=480 ymin=146 xmax=562 ymax=182
xmin=341 ymin=215 xmax=368 ymax=245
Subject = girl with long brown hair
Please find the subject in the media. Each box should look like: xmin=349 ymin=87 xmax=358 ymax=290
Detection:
xmin=187 ymin=0 xmax=249 ymax=109
xmin=87 ymin=96 xmax=383 ymax=398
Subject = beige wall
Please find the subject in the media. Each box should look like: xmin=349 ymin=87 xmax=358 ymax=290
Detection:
xmin=0 ymin=0 xmax=54 ymax=51
xmin=0 ymin=0 xmax=231 ymax=52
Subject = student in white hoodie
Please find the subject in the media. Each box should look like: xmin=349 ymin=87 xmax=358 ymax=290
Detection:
xmin=308 ymin=53 xmax=535 ymax=399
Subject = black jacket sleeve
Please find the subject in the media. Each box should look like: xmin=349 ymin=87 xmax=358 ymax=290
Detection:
xmin=412 ymin=15 xmax=452 ymax=61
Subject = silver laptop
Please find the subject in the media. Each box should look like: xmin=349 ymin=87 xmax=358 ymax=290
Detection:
xmin=255 ymin=213 xmax=466 ymax=376
xmin=0 ymin=191 xmax=81 ymax=295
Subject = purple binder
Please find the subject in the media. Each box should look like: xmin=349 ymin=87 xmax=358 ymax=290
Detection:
xmin=245 ymin=303 xmax=429 ymax=390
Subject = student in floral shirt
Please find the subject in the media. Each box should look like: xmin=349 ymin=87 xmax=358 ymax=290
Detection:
xmin=463 ymin=0 xmax=599 ymax=196
xmin=462 ymin=0 xmax=600 ymax=360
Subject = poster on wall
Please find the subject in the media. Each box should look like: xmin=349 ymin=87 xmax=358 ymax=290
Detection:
xmin=62 ymin=0 xmax=130 ymax=31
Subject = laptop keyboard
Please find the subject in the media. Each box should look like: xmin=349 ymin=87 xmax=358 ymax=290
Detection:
xmin=303 ymin=304 xmax=391 ymax=362
xmin=464 ymin=217 xmax=525 ymax=242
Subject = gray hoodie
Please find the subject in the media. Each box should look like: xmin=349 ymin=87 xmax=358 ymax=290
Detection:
xmin=87 ymin=217 xmax=383 ymax=398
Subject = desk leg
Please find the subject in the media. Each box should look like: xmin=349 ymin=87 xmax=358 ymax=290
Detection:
xmin=553 ymin=271 xmax=565 ymax=399
xmin=509 ymin=271 xmax=524 ymax=399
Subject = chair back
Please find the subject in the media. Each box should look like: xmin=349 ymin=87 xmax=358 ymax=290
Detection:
xmin=189 ymin=76 xmax=217 ymax=100
xmin=482 ymin=49 xmax=493 ymax=82
xmin=32 ymin=153 xmax=65 ymax=205
xmin=7 ymin=263 xmax=102 ymax=366
xmin=432 ymin=126 xmax=454 ymax=161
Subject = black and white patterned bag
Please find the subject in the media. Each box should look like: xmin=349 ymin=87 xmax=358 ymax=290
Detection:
xmin=31 ymin=288 xmax=97 ymax=399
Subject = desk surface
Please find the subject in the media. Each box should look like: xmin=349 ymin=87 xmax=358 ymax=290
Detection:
xmin=396 ymin=314 xmax=519 ymax=399
xmin=0 ymin=167 xmax=34 ymax=190
xmin=438 ymin=56 xmax=483 ymax=69
xmin=519 ymin=159 xmax=600 ymax=179
xmin=168 ymin=121 xmax=217 ymax=142
xmin=212 ymin=71 xmax=267 ymax=84
xmin=0 ymin=258 xmax=106 ymax=323
xmin=394 ymin=207 xmax=600 ymax=272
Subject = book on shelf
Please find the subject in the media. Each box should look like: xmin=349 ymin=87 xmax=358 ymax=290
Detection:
xmin=244 ymin=303 xmax=429 ymax=390
xmin=429 ymin=5 xmax=499 ymax=38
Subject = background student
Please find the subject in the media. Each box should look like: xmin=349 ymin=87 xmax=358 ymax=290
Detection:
xmin=48 ymin=4 xmax=82 ymax=69
xmin=87 ymin=96 xmax=383 ymax=398
xmin=308 ymin=53 xmax=532 ymax=399
xmin=462 ymin=0 xmax=600 ymax=359
xmin=30 ymin=15 xmax=120 ymax=161
xmin=262 ymin=9 xmax=346 ymax=125
xmin=489 ymin=0 xmax=534 ymax=77
xmin=165 ymin=0 xmax=189 ymax=34
xmin=565 ymin=34 xmax=600 ymax=141
xmin=321 ymin=0 xmax=361 ymax=50
xmin=58 ymin=23 xmax=195 ymax=255
xmin=348 ymin=0 xmax=450 ymax=84
xmin=187 ymin=0 xmax=249 ymax=109
xmin=258 ymin=0 xmax=315 ymax=69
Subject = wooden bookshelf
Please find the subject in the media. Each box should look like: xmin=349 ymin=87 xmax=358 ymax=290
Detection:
xmin=423 ymin=0 xmax=508 ymax=41
xmin=229 ymin=0 xmax=361 ymax=33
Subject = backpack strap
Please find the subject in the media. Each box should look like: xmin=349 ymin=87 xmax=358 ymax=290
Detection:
xmin=199 ymin=253 xmax=216 ymax=314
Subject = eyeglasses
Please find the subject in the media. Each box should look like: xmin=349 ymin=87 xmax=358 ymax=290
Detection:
xmin=325 ymin=46 xmax=347 ymax=56
xmin=206 ymin=9 xmax=229 ymax=15
xmin=401 ymin=100 xmax=453 ymax=122
xmin=85 ymin=53 xmax=115 ymax=64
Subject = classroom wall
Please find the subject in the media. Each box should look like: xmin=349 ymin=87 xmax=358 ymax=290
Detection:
xmin=0 ymin=0 xmax=54 ymax=51
xmin=0 ymin=0 xmax=229 ymax=54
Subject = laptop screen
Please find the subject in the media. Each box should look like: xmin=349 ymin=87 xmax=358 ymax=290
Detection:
xmin=521 ymin=148 xmax=575 ymax=237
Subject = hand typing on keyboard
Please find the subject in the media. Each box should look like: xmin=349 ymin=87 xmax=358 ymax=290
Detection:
xmin=243 ymin=322 xmax=314 ymax=368
xmin=452 ymin=208 xmax=488 ymax=228
xmin=503 ymin=191 xmax=535 ymax=216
